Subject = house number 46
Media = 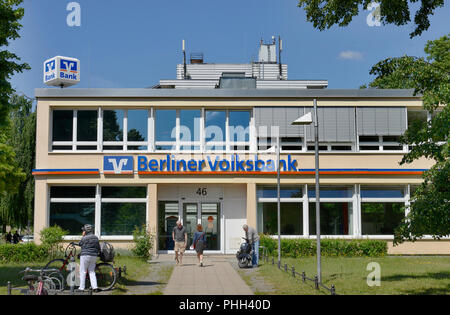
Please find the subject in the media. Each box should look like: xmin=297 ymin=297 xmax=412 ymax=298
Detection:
xmin=196 ymin=188 xmax=208 ymax=196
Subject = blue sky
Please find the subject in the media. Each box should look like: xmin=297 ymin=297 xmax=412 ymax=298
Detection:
xmin=9 ymin=0 xmax=450 ymax=99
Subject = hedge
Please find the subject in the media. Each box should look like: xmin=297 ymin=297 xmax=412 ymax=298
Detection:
xmin=259 ymin=235 xmax=387 ymax=257
xmin=0 ymin=243 xmax=49 ymax=264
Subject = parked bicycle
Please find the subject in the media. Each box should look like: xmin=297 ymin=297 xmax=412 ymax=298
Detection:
xmin=43 ymin=242 xmax=117 ymax=291
xmin=19 ymin=267 xmax=64 ymax=295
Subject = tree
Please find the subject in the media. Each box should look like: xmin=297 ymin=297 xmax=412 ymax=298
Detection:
xmin=0 ymin=94 xmax=35 ymax=230
xmin=0 ymin=0 xmax=29 ymax=206
xmin=0 ymin=0 xmax=30 ymax=128
xmin=363 ymin=34 xmax=449 ymax=244
xmin=298 ymin=0 xmax=445 ymax=38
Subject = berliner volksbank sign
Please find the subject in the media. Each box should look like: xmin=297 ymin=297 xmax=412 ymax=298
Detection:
xmin=103 ymin=155 xmax=298 ymax=174
xmin=43 ymin=56 xmax=80 ymax=87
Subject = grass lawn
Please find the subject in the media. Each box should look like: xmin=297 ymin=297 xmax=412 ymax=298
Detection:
xmin=251 ymin=256 xmax=450 ymax=295
xmin=0 ymin=252 xmax=169 ymax=295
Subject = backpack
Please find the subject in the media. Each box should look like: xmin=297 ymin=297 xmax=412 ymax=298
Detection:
xmin=99 ymin=242 xmax=115 ymax=262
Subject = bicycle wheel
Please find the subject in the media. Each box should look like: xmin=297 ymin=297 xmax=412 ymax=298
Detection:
xmin=44 ymin=259 xmax=69 ymax=288
xmin=94 ymin=263 xmax=116 ymax=291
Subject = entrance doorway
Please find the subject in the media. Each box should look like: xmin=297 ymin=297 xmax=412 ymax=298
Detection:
xmin=182 ymin=202 xmax=221 ymax=251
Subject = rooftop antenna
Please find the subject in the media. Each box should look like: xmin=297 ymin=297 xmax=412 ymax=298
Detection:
xmin=278 ymin=36 xmax=283 ymax=79
xmin=182 ymin=39 xmax=187 ymax=79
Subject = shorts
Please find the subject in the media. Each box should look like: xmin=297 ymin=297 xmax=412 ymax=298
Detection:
xmin=174 ymin=241 xmax=186 ymax=254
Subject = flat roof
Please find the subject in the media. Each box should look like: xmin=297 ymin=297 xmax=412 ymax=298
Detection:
xmin=35 ymin=88 xmax=420 ymax=99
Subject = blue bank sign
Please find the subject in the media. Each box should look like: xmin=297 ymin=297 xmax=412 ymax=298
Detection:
xmin=103 ymin=155 xmax=298 ymax=174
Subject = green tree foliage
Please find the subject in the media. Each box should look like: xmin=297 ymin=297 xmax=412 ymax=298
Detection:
xmin=40 ymin=225 xmax=68 ymax=258
xmin=363 ymin=35 xmax=449 ymax=244
xmin=0 ymin=0 xmax=29 ymax=212
xmin=0 ymin=94 xmax=35 ymax=229
xmin=0 ymin=0 xmax=30 ymax=128
xmin=297 ymin=0 xmax=445 ymax=38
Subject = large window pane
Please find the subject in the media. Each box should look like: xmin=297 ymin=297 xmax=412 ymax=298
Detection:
xmin=127 ymin=110 xmax=148 ymax=142
xmin=50 ymin=186 xmax=96 ymax=199
xmin=361 ymin=186 xmax=405 ymax=198
xmin=257 ymin=186 xmax=302 ymax=198
xmin=257 ymin=203 xmax=303 ymax=235
xmin=309 ymin=202 xmax=353 ymax=235
xmin=180 ymin=109 xmax=201 ymax=142
xmin=101 ymin=186 xmax=146 ymax=199
xmin=155 ymin=109 xmax=176 ymax=142
xmin=308 ymin=186 xmax=353 ymax=199
xmin=103 ymin=110 xmax=124 ymax=142
xmin=77 ymin=110 xmax=98 ymax=142
xmin=52 ymin=110 xmax=73 ymax=141
xmin=229 ymin=111 xmax=250 ymax=142
xmin=101 ymin=203 xmax=146 ymax=236
xmin=361 ymin=203 xmax=405 ymax=235
xmin=50 ymin=203 xmax=95 ymax=235
xmin=205 ymin=110 xmax=226 ymax=142
xmin=158 ymin=202 xmax=179 ymax=250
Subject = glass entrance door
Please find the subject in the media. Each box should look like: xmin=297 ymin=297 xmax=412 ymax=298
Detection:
xmin=182 ymin=202 xmax=221 ymax=251
xmin=183 ymin=203 xmax=198 ymax=250
xmin=201 ymin=203 xmax=220 ymax=250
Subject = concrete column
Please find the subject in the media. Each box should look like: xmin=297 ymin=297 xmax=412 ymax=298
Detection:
xmin=246 ymin=183 xmax=257 ymax=229
xmin=34 ymin=179 xmax=48 ymax=245
xmin=148 ymin=183 xmax=158 ymax=253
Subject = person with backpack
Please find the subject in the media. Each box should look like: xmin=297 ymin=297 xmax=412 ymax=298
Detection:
xmin=77 ymin=224 xmax=101 ymax=292
xmin=192 ymin=224 xmax=207 ymax=267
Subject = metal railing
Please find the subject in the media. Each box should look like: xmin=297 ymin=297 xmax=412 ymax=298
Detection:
xmin=259 ymin=246 xmax=337 ymax=295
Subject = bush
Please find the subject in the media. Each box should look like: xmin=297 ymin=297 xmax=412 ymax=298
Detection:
xmin=259 ymin=235 xmax=387 ymax=257
xmin=131 ymin=226 xmax=154 ymax=261
xmin=39 ymin=225 xmax=68 ymax=258
xmin=0 ymin=243 xmax=49 ymax=263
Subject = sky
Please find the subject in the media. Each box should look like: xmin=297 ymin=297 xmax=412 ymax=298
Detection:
xmin=9 ymin=0 xmax=450 ymax=100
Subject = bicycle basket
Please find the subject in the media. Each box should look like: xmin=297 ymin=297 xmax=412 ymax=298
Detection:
xmin=99 ymin=242 xmax=115 ymax=262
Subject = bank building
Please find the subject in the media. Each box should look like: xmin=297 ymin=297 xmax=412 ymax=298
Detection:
xmin=33 ymin=38 xmax=448 ymax=254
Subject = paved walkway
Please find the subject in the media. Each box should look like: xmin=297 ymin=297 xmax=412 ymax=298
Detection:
xmin=163 ymin=255 xmax=253 ymax=295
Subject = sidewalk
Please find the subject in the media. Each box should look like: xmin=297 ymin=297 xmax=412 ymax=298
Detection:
xmin=163 ymin=255 xmax=253 ymax=295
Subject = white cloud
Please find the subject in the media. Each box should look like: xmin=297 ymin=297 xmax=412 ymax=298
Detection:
xmin=339 ymin=50 xmax=364 ymax=60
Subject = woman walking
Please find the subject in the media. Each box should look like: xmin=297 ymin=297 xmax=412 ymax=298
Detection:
xmin=192 ymin=224 xmax=207 ymax=267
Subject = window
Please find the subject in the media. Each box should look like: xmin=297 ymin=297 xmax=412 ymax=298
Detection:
xmin=308 ymin=186 xmax=353 ymax=199
xmin=281 ymin=137 xmax=303 ymax=151
xmin=257 ymin=137 xmax=274 ymax=151
xmin=258 ymin=203 xmax=303 ymax=235
xmin=100 ymin=186 xmax=147 ymax=236
xmin=309 ymin=202 xmax=353 ymax=235
xmin=257 ymin=186 xmax=302 ymax=199
xmin=308 ymin=186 xmax=353 ymax=235
xmin=52 ymin=110 xmax=73 ymax=150
xmin=49 ymin=186 xmax=147 ymax=237
xmin=77 ymin=110 xmax=98 ymax=150
xmin=257 ymin=185 xmax=303 ymax=235
xmin=127 ymin=110 xmax=148 ymax=151
xmin=307 ymin=143 xmax=353 ymax=152
xmin=103 ymin=109 xmax=148 ymax=151
xmin=49 ymin=186 xmax=96 ymax=235
xmin=229 ymin=110 xmax=250 ymax=151
xmin=360 ymin=186 xmax=406 ymax=235
xmin=179 ymin=109 xmax=201 ymax=151
xmin=158 ymin=202 xmax=179 ymax=250
xmin=205 ymin=110 xmax=226 ymax=150
xmin=358 ymin=135 xmax=404 ymax=151
xmin=361 ymin=203 xmax=405 ymax=235
xmin=155 ymin=109 xmax=176 ymax=151
xmin=103 ymin=109 xmax=124 ymax=150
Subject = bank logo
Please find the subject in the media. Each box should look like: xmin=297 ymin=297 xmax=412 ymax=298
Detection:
xmin=45 ymin=60 xmax=56 ymax=72
xmin=104 ymin=156 xmax=134 ymax=175
xmin=60 ymin=59 xmax=78 ymax=73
